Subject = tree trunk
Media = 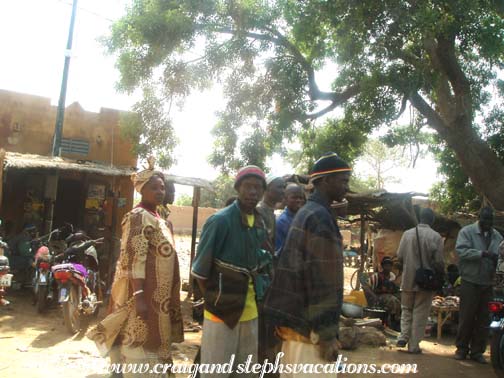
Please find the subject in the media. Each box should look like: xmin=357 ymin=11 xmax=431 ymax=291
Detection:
xmin=410 ymin=91 xmax=504 ymax=211
xmin=436 ymin=120 xmax=504 ymax=210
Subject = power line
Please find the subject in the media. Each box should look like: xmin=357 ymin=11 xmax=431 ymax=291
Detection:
xmin=54 ymin=0 xmax=115 ymax=22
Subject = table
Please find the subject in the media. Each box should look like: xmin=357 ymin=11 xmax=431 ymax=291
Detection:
xmin=432 ymin=305 xmax=459 ymax=341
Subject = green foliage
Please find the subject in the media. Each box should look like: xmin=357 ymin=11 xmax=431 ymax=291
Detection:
xmin=199 ymin=174 xmax=236 ymax=208
xmin=349 ymin=175 xmax=378 ymax=193
xmin=288 ymin=119 xmax=368 ymax=173
xmin=174 ymin=193 xmax=193 ymax=206
xmin=429 ymin=105 xmax=504 ymax=213
xmin=381 ymin=121 xmax=435 ymax=168
xmin=355 ymin=139 xmax=408 ymax=191
xmin=119 ymin=88 xmax=177 ymax=168
xmin=108 ymin=0 xmax=504 ymax=203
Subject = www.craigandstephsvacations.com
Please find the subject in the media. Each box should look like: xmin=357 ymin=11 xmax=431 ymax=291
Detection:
xmin=108 ymin=353 xmax=418 ymax=376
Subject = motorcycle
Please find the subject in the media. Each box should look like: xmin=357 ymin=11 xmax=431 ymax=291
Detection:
xmin=32 ymin=225 xmax=73 ymax=313
xmin=52 ymin=234 xmax=104 ymax=334
xmin=0 ymin=239 xmax=12 ymax=306
xmin=489 ymin=296 xmax=504 ymax=369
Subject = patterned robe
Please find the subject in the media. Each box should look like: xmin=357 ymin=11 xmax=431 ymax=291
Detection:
xmin=90 ymin=207 xmax=183 ymax=361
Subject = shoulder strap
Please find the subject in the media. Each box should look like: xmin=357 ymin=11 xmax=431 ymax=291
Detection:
xmin=415 ymin=226 xmax=424 ymax=269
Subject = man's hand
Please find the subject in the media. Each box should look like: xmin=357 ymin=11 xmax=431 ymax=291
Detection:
xmin=135 ymin=293 xmax=148 ymax=321
xmin=482 ymin=251 xmax=498 ymax=263
xmin=319 ymin=338 xmax=342 ymax=362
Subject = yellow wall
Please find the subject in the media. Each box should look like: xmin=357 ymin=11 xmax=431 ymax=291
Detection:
xmin=0 ymin=89 xmax=136 ymax=167
xmin=0 ymin=89 xmax=137 ymax=236
xmin=168 ymin=205 xmax=219 ymax=234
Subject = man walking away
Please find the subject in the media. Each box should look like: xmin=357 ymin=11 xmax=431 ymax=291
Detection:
xmin=265 ymin=152 xmax=351 ymax=378
xmin=455 ymin=207 xmax=503 ymax=363
xmin=396 ymin=208 xmax=444 ymax=354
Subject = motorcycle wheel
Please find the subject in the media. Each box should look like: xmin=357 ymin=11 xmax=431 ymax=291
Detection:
xmin=491 ymin=329 xmax=504 ymax=369
xmin=62 ymin=285 xmax=81 ymax=334
xmin=36 ymin=286 xmax=47 ymax=313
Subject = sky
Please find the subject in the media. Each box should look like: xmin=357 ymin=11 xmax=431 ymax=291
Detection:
xmin=0 ymin=0 xmax=441 ymax=199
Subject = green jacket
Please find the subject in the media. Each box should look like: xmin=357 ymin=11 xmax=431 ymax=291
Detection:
xmin=191 ymin=200 xmax=271 ymax=328
xmin=456 ymin=222 xmax=503 ymax=286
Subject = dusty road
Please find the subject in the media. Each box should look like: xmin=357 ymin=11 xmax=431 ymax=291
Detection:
xmin=0 ymin=236 xmax=500 ymax=377
xmin=0 ymin=290 xmax=499 ymax=378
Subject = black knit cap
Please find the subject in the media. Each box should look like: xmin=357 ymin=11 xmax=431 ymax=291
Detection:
xmin=310 ymin=152 xmax=351 ymax=181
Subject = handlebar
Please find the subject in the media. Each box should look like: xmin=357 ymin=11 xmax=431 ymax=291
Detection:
xmin=56 ymin=238 xmax=104 ymax=262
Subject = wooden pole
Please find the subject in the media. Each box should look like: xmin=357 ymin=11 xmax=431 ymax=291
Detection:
xmin=188 ymin=186 xmax=200 ymax=297
xmin=355 ymin=211 xmax=366 ymax=290
xmin=0 ymin=149 xmax=5 ymax=211
xmin=106 ymin=192 xmax=119 ymax=294
xmin=52 ymin=0 xmax=79 ymax=156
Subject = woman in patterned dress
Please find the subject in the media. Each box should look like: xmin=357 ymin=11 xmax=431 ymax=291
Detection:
xmin=89 ymin=166 xmax=183 ymax=377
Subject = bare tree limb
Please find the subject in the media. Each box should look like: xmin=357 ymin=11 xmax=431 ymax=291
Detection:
xmin=409 ymin=91 xmax=448 ymax=134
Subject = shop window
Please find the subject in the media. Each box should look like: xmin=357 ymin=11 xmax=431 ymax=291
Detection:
xmin=61 ymin=138 xmax=89 ymax=155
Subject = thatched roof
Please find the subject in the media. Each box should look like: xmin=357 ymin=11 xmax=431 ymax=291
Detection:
xmin=345 ymin=191 xmax=427 ymax=215
xmin=2 ymin=151 xmax=215 ymax=191
xmin=336 ymin=191 xmax=465 ymax=234
xmin=3 ymin=151 xmax=135 ymax=176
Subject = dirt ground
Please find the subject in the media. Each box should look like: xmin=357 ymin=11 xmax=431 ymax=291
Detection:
xmin=0 ymin=236 xmax=500 ymax=378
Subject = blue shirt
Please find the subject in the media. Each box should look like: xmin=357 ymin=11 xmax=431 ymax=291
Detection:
xmin=275 ymin=207 xmax=296 ymax=255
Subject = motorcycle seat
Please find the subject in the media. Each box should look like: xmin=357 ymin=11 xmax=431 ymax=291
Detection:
xmin=52 ymin=263 xmax=88 ymax=278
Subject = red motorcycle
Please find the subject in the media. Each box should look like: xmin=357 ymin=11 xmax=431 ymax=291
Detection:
xmin=52 ymin=233 xmax=103 ymax=334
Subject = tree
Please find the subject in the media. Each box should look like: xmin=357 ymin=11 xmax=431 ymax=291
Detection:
xmin=354 ymin=139 xmax=408 ymax=191
xmin=287 ymin=118 xmax=368 ymax=174
xmin=199 ymin=174 xmax=236 ymax=208
xmin=107 ymin=0 xmax=504 ymax=208
xmin=120 ymin=88 xmax=178 ymax=169
xmin=175 ymin=193 xmax=193 ymax=206
xmin=383 ymin=105 xmax=504 ymax=213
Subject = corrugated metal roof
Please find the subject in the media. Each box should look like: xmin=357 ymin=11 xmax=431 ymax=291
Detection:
xmin=163 ymin=174 xmax=214 ymax=191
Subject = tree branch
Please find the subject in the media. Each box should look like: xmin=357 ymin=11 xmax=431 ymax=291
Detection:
xmin=208 ymin=24 xmax=359 ymax=107
xmin=303 ymin=84 xmax=361 ymax=120
xmin=435 ymin=34 xmax=473 ymax=122
xmin=396 ymin=94 xmax=408 ymax=119
xmin=423 ymin=36 xmax=457 ymax=123
xmin=409 ymin=91 xmax=448 ymax=135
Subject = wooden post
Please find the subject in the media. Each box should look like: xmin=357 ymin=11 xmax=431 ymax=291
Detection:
xmin=106 ymin=192 xmax=119 ymax=294
xmin=188 ymin=186 xmax=200 ymax=297
xmin=355 ymin=211 xmax=366 ymax=290
xmin=0 ymin=149 xmax=5 ymax=210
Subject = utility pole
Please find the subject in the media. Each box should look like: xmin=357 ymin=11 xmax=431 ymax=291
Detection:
xmin=51 ymin=0 xmax=79 ymax=156
xmin=46 ymin=0 xmax=78 ymax=233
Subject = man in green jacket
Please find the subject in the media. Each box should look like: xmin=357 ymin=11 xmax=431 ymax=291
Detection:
xmin=455 ymin=207 xmax=503 ymax=363
xmin=192 ymin=165 xmax=271 ymax=378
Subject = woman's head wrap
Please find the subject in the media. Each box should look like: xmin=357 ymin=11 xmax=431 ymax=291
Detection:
xmin=131 ymin=157 xmax=165 ymax=194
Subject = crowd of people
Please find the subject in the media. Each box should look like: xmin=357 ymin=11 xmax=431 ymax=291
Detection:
xmin=87 ymin=151 xmax=504 ymax=377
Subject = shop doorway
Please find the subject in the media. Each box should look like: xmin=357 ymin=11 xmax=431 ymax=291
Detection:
xmin=53 ymin=179 xmax=84 ymax=229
